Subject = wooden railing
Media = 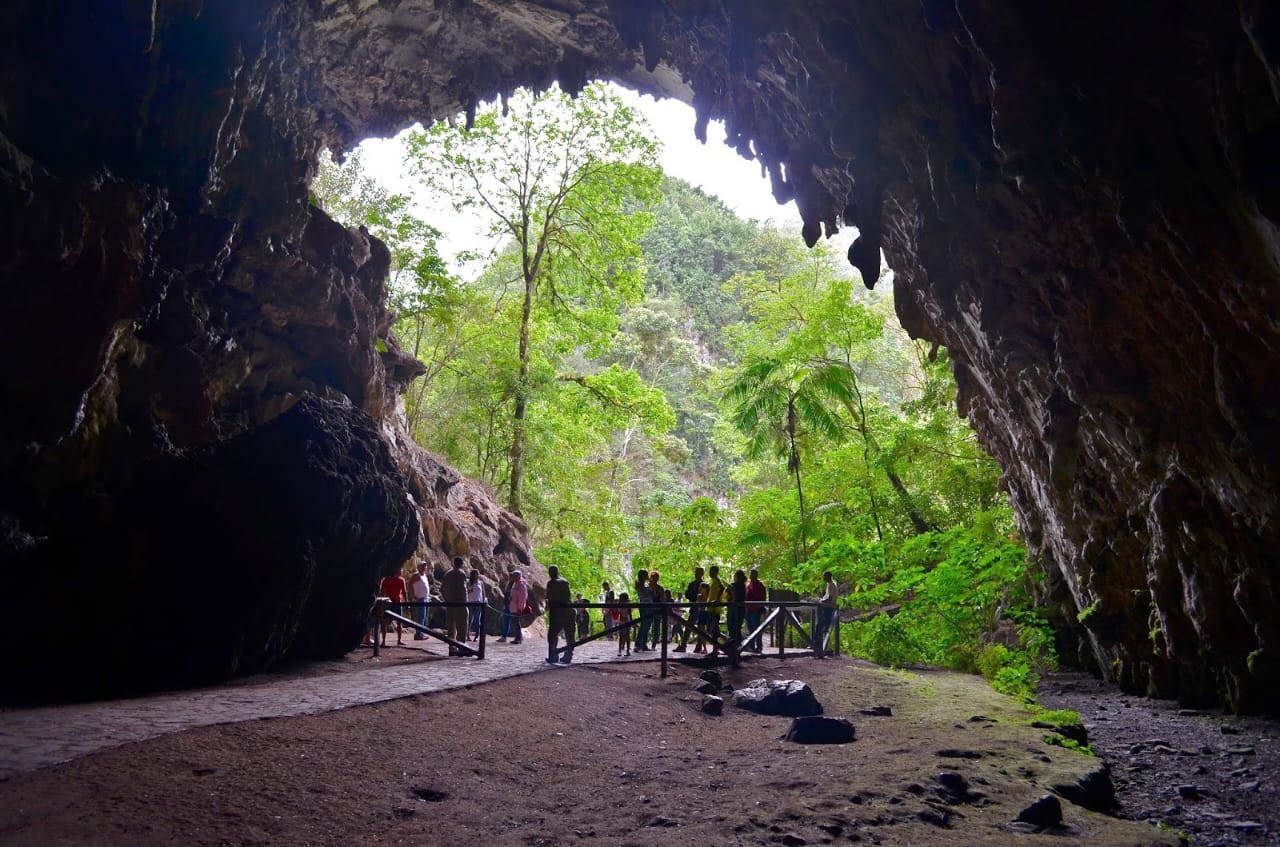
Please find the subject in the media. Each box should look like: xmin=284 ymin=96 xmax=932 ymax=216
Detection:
xmin=547 ymin=599 xmax=839 ymax=677
xmin=372 ymin=600 xmax=487 ymax=659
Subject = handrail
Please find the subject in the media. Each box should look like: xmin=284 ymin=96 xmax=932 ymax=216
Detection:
xmin=375 ymin=600 xmax=487 ymax=660
xmin=543 ymin=599 xmax=838 ymax=677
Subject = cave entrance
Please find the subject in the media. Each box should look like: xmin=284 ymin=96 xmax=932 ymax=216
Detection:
xmin=314 ymin=77 xmax=1030 ymax=703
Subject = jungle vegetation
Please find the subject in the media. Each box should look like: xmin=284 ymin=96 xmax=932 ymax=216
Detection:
xmin=312 ymin=82 xmax=1055 ymax=702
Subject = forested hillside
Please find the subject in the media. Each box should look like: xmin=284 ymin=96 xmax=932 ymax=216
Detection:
xmin=313 ymin=84 xmax=1053 ymax=700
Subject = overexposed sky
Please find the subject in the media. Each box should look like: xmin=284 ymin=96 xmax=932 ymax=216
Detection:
xmin=614 ymin=87 xmax=801 ymax=227
xmin=357 ymin=83 xmax=807 ymax=270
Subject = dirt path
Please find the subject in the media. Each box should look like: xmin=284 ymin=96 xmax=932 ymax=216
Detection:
xmin=1 ymin=655 xmax=1184 ymax=846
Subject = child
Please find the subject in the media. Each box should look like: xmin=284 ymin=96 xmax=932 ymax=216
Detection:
xmin=617 ymin=592 xmax=633 ymax=656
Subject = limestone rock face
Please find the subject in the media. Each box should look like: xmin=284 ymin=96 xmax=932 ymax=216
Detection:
xmin=0 ymin=2 xmax=535 ymax=697
xmin=2 ymin=1 xmax=1279 ymax=709
xmin=383 ymin=415 xmax=546 ymax=620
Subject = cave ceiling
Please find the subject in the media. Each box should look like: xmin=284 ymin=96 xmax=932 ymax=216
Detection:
xmin=1 ymin=1 xmax=1278 ymax=710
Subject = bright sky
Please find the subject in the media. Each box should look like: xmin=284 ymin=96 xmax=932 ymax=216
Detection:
xmin=356 ymin=83 xmax=815 ymax=272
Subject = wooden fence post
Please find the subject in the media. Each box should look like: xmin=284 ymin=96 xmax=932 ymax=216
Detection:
xmin=660 ymin=604 xmax=669 ymax=678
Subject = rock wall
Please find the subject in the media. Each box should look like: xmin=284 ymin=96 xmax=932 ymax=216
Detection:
xmin=1 ymin=1 xmax=1277 ymax=709
xmin=0 ymin=2 xmax=535 ymax=699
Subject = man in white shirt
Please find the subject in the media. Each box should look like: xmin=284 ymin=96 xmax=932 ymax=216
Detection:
xmin=409 ymin=562 xmax=431 ymax=640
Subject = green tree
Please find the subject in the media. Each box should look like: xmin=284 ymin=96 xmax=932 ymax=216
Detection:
xmin=726 ymin=356 xmax=851 ymax=565
xmin=405 ymin=83 xmax=661 ymax=516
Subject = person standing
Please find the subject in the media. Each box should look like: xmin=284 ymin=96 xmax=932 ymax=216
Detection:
xmin=379 ymin=570 xmax=407 ymax=647
xmin=441 ymin=556 xmax=469 ymax=654
xmin=727 ymin=569 xmax=748 ymax=649
xmin=616 ymin=592 xmax=633 ymax=656
xmin=575 ymin=594 xmax=591 ymax=640
xmin=706 ymin=564 xmax=727 ymax=657
xmin=647 ymin=570 xmax=665 ymax=649
xmin=633 ymin=569 xmax=653 ymax=652
xmin=466 ymin=568 xmax=485 ymax=641
xmin=692 ymin=582 xmax=711 ymax=653
xmin=815 ymin=571 xmax=839 ymax=657
xmin=498 ymin=572 xmax=515 ymax=642
xmin=745 ymin=568 xmax=767 ymax=652
xmin=545 ymin=565 xmax=575 ymax=664
xmin=674 ymin=566 xmax=704 ymax=653
xmin=506 ymin=570 xmax=529 ymax=644
xmin=599 ymin=581 xmax=615 ymax=640
xmin=409 ymin=562 xmax=431 ymax=640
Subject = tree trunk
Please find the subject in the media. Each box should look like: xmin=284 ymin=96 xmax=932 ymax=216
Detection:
xmin=885 ymin=466 xmax=933 ymax=535
xmin=787 ymin=400 xmax=808 ymax=564
xmin=507 ymin=272 xmax=535 ymax=517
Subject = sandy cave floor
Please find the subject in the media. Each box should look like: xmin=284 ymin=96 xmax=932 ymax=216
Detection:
xmin=0 ymin=644 xmax=1277 ymax=847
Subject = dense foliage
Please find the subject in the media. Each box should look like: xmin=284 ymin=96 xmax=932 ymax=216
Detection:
xmin=313 ymin=87 xmax=1056 ymax=699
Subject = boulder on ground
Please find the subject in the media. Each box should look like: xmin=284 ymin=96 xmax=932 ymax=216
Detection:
xmin=733 ymin=679 xmax=823 ymax=716
xmin=694 ymin=680 xmax=718 ymax=695
xmin=783 ymin=716 xmax=854 ymax=744
xmin=1015 ymin=794 xmax=1063 ymax=828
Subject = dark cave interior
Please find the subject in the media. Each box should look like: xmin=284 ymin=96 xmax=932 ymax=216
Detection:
xmin=0 ymin=1 xmax=1277 ymax=711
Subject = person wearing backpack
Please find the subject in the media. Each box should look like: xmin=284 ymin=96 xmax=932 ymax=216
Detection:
xmin=673 ymin=565 xmax=704 ymax=653
xmin=633 ymin=569 xmax=653 ymax=652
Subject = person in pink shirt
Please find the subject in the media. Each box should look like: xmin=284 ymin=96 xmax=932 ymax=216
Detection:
xmin=506 ymin=570 xmax=529 ymax=644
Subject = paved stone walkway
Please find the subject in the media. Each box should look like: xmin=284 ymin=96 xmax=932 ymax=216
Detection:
xmin=0 ymin=634 xmax=666 ymax=782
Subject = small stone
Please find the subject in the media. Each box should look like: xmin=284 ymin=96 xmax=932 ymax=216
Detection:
xmin=778 ymin=833 xmax=806 ymax=846
xmin=698 ymin=669 xmax=723 ymax=688
xmin=937 ymin=772 xmax=968 ymax=794
xmin=1220 ymin=723 xmax=1241 ymax=735
xmin=1175 ymin=785 xmax=1200 ymax=799
xmin=916 ymin=809 xmax=951 ymax=827
xmin=936 ymin=749 xmax=982 ymax=759
xmin=818 ymin=823 xmax=843 ymax=836
xmin=411 ymin=787 xmax=448 ymax=802
xmin=648 ymin=815 xmax=679 ymax=827
xmin=1225 ymin=746 xmax=1256 ymax=756
xmin=1178 ymin=708 xmax=1207 ymax=717
xmin=1240 ymin=780 xmax=1261 ymax=792
xmin=1151 ymin=744 xmax=1177 ymax=754
xmin=967 ymin=714 xmax=995 ymax=723
xmin=694 ymin=680 xmax=718 ymax=695
xmin=1015 ymin=794 xmax=1063 ymax=828
xmin=860 ymin=706 xmax=893 ymax=717
xmin=1006 ymin=821 xmax=1040 ymax=834
xmin=904 ymin=783 xmax=925 ymax=795
xmin=701 ymin=695 xmax=724 ymax=716
xmin=1228 ymin=820 xmax=1263 ymax=831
